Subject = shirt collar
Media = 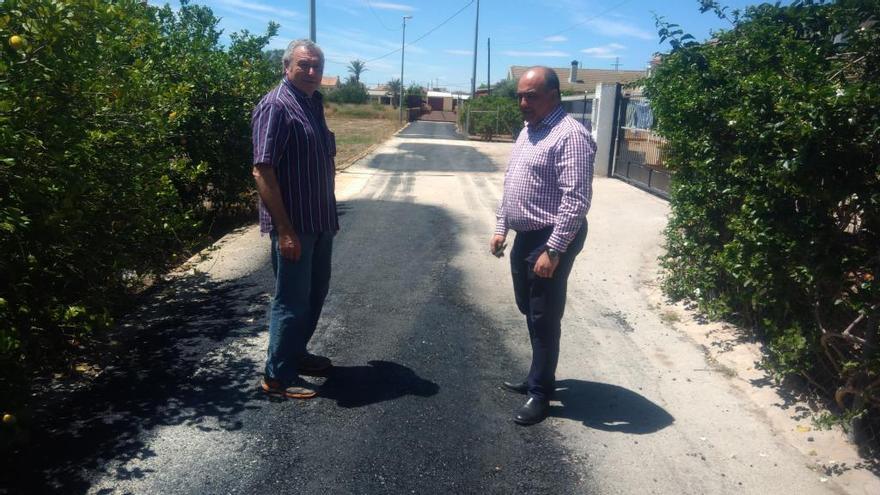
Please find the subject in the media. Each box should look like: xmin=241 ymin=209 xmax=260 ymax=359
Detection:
xmin=526 ymin=104 xmax=565 ymax=130
xmin=281 ymin=77 xmax=323 ymax=103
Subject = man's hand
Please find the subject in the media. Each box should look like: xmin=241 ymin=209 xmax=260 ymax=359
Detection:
xmin=490 ymin=234 xmax=507 ymax=257
xmin=533 ymin=251 xmax=560 ymax=278
xmin=277 ymin=229 xmax=302 ymax=262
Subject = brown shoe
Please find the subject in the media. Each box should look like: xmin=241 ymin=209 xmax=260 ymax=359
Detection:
xmin=261 ymin=377 xmax=317 ymax=399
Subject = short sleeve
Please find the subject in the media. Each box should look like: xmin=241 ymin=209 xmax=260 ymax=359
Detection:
xmin=252 ymin=101 xmax=289 ymax=168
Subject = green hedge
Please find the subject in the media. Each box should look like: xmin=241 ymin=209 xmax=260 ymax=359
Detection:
xmin=0 ymin=0 xmax=278 ymax=396
xmin=645 ymin=0 xmax=879 ymax=432
xmin=459 ymin=95 xmax=522 ymax=141
xmin=325 ymin=78 xmax=368 ymax=104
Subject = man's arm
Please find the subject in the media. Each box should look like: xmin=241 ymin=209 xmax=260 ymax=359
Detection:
xmin=252 ymin=99 xmax=300 ymax=261
xmin=546 ymin=130 xmax=595 ymax=252
xmin=490 ymin=197 xmax=509 ymax=256
xmin=253 ymin=164 xmax=300 ymax=261
xmin=534 ymin=129 xmax=595 ymax=278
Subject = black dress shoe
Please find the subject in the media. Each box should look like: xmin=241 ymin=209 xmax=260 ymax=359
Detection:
xmin=514 ymin=397 xmax=549 ymax=426
xmin=501 ymin=380 xmax=528 ymax=394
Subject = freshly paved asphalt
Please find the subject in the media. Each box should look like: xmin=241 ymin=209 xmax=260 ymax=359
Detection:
xmin=396 ymin=120 xmax=464 ymax=140
xmin=3 ymin=121 xmax=858 ymax=495
xmin=4 ymin=121 xmax=586 ymax=494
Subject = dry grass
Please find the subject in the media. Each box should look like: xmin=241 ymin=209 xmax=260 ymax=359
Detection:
xmin=327 ymin=115 xmax=402 ymax=169
xmin=325 ymin=102 xmax=399 ymax=120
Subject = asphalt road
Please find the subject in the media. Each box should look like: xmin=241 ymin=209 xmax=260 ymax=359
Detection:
xmin=396 ymin=120 xmax=464 ymax=140
xmin=3 ymin=122 xmax=871 ymax=494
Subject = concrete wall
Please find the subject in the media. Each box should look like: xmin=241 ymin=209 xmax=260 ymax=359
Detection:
xmin=592 ymin=83 xmax=621 ymax=178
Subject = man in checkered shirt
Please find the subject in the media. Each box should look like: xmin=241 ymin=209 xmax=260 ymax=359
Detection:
xmin=490 ymin=66 xmax=596 ymax=426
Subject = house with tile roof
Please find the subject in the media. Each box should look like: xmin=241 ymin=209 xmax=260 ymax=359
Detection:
xmin=320 ymin=76 xmax=340 ymax=91
xmin=507 ymin=61 xmax=644 ymax=94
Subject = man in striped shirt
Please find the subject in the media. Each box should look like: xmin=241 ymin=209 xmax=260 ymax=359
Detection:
xmin=252 ymin=39 xmax=338 ymax=399
xmin=490 ymin=67 xmax=596 ymax=425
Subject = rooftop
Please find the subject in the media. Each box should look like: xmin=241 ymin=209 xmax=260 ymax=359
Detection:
xmin=507 ymin=65 xmax=645 ymax=93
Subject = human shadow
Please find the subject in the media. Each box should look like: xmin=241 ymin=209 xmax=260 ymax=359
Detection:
xmin=549 ymin=379 xmax=675 ymax=434
xmin=3 ymin=272 xmax=267 ymax=493
xmin=319 ymin=360 xmax=439 ymax=408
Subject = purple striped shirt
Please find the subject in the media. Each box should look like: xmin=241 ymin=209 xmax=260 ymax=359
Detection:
xmin=495 ymin=105 xmax=596 ymax=252
xmin=252 ymin=78 xmax=338 ymax=234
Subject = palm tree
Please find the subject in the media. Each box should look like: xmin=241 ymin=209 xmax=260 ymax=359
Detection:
xmin=387 ymin=78 xmax=402 ymax=107
xmin=347 ymin=59 xmax=367 ymax=83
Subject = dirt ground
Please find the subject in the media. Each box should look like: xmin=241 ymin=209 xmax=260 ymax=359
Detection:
xmin=642 ymin=278 xmax=880 ymax=489
xmin=327 ymin=116 xmax=402 ymax=170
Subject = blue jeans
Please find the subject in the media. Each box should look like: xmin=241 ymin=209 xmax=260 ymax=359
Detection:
xmin=510 ymin=222 xmax=587 ymax=402
xmin=264 ymin=230 xmax=334 ymax=385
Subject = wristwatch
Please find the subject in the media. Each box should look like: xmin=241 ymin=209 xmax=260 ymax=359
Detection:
xmin=546 ymin=248 xmax=560 ymax=261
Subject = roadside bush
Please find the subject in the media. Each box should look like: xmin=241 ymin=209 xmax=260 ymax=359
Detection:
xmin=459 ymin=95 xmax=522 ymax=140
xmin=492 ymin=78 xmax=517 ymax=99
xmin=0 ymin=0 xmax=278 ymax=418
xmin=326 ymin=77 xmax=368 ymax=104
xmin=152 ymin=1 xmax=279 ymax=215
xmin=644 ymin=0 xmax=880 ymax=435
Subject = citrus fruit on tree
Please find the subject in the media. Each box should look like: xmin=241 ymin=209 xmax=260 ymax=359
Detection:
xmin=8 ymin=35 xmax=25 ymax=50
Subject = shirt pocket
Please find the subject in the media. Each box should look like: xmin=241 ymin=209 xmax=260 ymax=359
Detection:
xmin=528 ymin=148 xmax=555 ymax=185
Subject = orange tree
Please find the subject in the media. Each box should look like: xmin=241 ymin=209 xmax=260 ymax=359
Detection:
xmin=0 ymin=0 xmax=278 ymax=429
xmin=645 ymin=0 xmax=880 ymax=436
xmin=152 ymin=1 xmax=279 ymax=216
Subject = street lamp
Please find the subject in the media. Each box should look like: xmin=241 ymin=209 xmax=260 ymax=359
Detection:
xmin=399 ymin=15 xmax=412 ymax=124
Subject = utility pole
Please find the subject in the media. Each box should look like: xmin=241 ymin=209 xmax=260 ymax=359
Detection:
xmin=487 ymin=37 xmax=491 ymax=96
xmin=465 ymin=0 xmax=480 ymax=135
xmin=309 ymin=0 xmax=316 ymax=42
xmin=399 ymin=15 xmax=412 ymax=124
xmin=612 ymin=57 xmax=621 ymax=71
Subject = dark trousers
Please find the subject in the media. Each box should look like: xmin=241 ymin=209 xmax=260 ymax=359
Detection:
xmin=509 ymin=222 xmax=587 ymax=402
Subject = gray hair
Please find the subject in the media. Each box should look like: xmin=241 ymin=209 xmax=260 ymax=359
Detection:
xmin=282 ymin=39 xmax=325 ymax=70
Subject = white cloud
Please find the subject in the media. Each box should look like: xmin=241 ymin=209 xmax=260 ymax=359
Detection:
xmin=585 ymin=19 xmax=653 ymax=40
xmin=368 ymin=1 xmax=416 ymax=12
xmin=374 ymin=39 xmax=425 ymax=54
xmin=214 ymin=0 xmax=299 ymax=20
xmin=444 ymin=49 xmax=473 ymax=56
xmin=502 ymin=50 xmax=569 ymax=57
xmin=543 ymin=35 xmax=567 ymax=43
xmin=326 ymin=3 xmax=359 ymax=16
xmin=580 ymin=43 xmax=626 ymax=58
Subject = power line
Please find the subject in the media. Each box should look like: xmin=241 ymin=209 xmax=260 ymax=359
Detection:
xmin=366 ymin=1 xmax=399 ymax=32
xmin=365 ymin=0 xmax=476 ymax=63
xmin=498 ymin=0 xmax=634 ymax=48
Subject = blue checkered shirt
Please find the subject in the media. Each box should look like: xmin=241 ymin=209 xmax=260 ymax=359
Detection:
xmin=495 ymin=105 xmax=596 ymax=252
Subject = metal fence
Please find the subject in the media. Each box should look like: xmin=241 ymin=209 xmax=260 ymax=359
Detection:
xmin=561 ymin=94 xmax=593 ymax=130
xmin=611 ymin=97 xmax=671 ymax=198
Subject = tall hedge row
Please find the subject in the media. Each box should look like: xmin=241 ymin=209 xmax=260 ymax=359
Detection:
xmin=459 ymin=95 xmax=522 ymax=141
xmin=644 ymin=0 xmax=879 ymax=432
xmin=0 ymin=0 xmax=279 ymax=387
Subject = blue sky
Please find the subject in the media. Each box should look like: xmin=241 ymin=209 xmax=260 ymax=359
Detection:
xmin=163 ymin=0 xmax=763 ymax=91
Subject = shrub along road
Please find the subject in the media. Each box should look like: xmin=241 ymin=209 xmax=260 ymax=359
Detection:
xmin=5 ymin=122 xmax=876 ymax=494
